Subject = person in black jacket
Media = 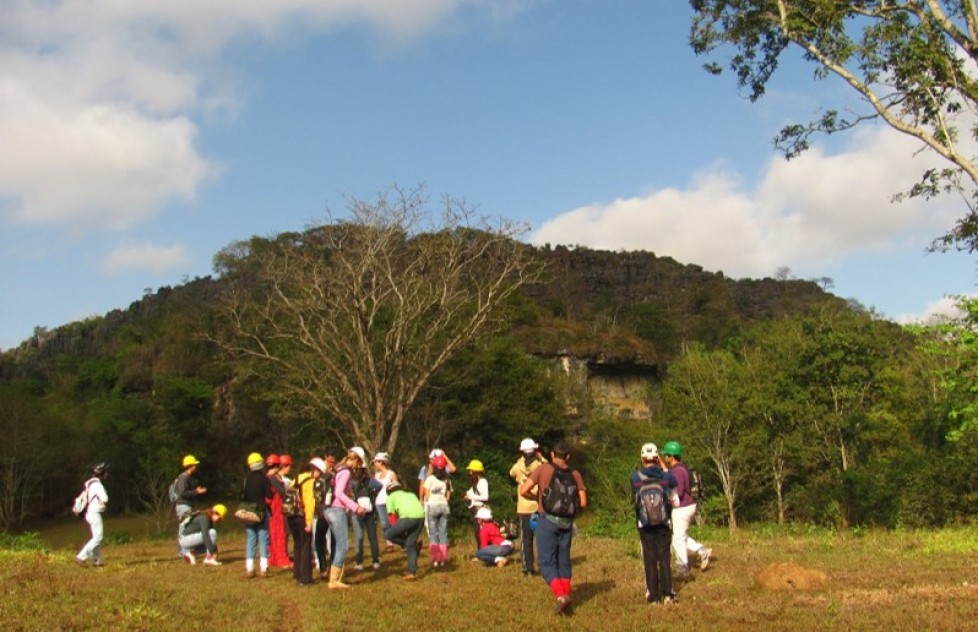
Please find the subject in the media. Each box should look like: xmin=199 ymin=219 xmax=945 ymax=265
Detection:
xmin=242 ymin=452 xmax=272 ymax=578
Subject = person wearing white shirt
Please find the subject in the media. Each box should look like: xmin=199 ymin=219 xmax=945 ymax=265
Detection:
xmin=75 ymin=463 xmax=109 ymax=567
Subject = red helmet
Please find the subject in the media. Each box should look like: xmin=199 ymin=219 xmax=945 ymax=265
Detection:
xmin=279 ymin=454 xmax=293 ymax=466
xmin=431 ymin=455 xmax=448 ymax=469
xmin=265 ymin=454 xmax=281 ymax=467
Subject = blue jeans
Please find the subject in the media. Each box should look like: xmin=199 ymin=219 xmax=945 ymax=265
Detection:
xmin=535 ymin=515 xmax=573 ymax=586
xmin=426 ymin=503 xmax=450 ymax=545
xmin=325 ymin=507 xmax=350 ymax=568
xmin=376 ymin=504 xmax=391 ymax=531
xmin=352 ymin=511 xmax=380 ymax=565
xmin=245 ymin=522 xmax=270 ymax=561
xmin=384 ymin=517 xmax=424 ymax=574
xmin=179 ymin=528 xmax=218 ymax=555
xmin=476 ymin=543 xmax=513 ymax=565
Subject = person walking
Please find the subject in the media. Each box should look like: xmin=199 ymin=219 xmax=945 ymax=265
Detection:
xmin=509 ymin=437 xmax=546 ymax=576
xmin=241 ymin=452 xmax=272 ymax=578
xmin=291 ymin=458 xmax=327 ymax=586
xmin=631 ymin=443 xmax=678 ymax=604
xmin=325 ymin=447 xmax=367 ymax=589
xmin=464 ymin=459 xmax=490 ymax=552
xmin=266 ymin=454 xmax=291 ymax=569
xmin=661 ymin=441 xmax=712 ymax=579
xmin=421 ymin=454 xmax=452 ymax=568
xmin=178 ymin=504 xmax=227 ymax=566
xmin=74 ymin=462 xmax=109 ymax=567
xmin=383 ymin=481 xmax=426 ymax=580
xmin=372 ymin=452 xmax=398 ymax=552
xmin=173 ymin=455 xmax=207 ymax=559
xmin=473 ymin=507 xmax=514 ymax=568
xmin=520 ymin=441 xmax=587 ymax=616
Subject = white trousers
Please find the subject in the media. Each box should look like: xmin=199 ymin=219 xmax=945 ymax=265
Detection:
xmin=77 ymin=512 xmax=104 ymax=562
xmin=670 ymin=503 xmax=703 ymax=568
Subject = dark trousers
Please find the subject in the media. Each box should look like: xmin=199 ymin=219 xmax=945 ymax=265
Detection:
xmin=535 ymin=515 xmax=573 ymax=586
xmin=519 ymin=513 xmax=536 ymax=573
xmin=638 ymin=525 xmax=673 ymax=601
xmin=314 ymin=517 xmax=331 ymax=572
xmin=291 ymin=518 xmax=313 ymax=585
xmin=384 ymin=517 xmax=424 ymax=574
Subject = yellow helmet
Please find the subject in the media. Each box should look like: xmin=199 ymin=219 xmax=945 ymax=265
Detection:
xmin=181 ymin=455 xmax=200 ymax=468
xmin=466 ymin=459 xmax=484 ymax=473
xmin=246 ymin=452 xmax=263 ymax=466
xmin=212 ymin=504 xmax=228 ymax=519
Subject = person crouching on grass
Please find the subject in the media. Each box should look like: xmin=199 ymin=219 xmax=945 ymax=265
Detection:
xmin=383 ymin=481 xmax=426 ymax=580
xmin=474 ymin=507 xmax=514 ymax=568
xmin=178 ymin=504 xmax=227 ymax=566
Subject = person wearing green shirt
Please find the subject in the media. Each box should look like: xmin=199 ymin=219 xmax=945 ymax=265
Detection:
xmin=383 ymin=481 xmax=426 ymax=579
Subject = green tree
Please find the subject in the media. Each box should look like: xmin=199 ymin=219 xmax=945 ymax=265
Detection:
xmin=212 ymin=187 xmax=541 ymax=455
xmin=660 ymin=343 xmax=753 ymax=529
xmin=690 ymin=1 xmax=978 ymax=250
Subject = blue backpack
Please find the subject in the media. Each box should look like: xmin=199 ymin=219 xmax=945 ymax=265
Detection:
xmin=635 ymin=472 xmax=668 ymax=527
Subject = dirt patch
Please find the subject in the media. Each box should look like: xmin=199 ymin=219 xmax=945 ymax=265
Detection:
xmin=754 ymin=562 xmax=828 ymax=590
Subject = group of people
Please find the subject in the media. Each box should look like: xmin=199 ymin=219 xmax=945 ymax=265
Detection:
xmin=73 ymin=436 xmax=711 ymax=616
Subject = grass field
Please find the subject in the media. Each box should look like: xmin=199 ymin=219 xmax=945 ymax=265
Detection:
xmin=3 ymin=516 xmax=978 ymax=630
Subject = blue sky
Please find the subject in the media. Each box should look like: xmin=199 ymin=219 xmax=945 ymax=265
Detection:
xmin=2 ymin=1 xmax=976 ymax=350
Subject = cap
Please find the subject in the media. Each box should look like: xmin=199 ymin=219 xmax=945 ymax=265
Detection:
xmin=428 ymin=448 xmax=445 ymax=460
xmin=475 ymin=507 xmax=493 ymax=521
xmin=519 ymin=438 xmax=538 ymax=452
xmin=640 ymin=443 xmax=658 ymax=459
xmin=372 ymin=452 xmax=390 ymax=464
xmin=386 ymin=480 xmax=403 ymax=493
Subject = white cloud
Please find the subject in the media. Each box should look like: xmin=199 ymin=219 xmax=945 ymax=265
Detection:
xmin=0 ymin=0 xmax=523 ymax=232
xmin=103 ymin=242 xmax=192 ymax=275
xmin=532 ymin=125 xmax=963 ymax=279
xmin=895 ymin=294 xmax=974 ymax=325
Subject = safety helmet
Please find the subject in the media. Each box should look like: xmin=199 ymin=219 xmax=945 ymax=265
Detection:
xmin=246 ymin=452 xmax=263 ymax=466
xmin=640 ymin=443 xmax=658 ymax=459
xmin=265 ymin=454 xmax=280 ymax=467
xmin=431 ymin=455 xmax=448 ymax=469
xmin=466 ymin=459 xmax=484 ymax=473
xmin=279 ymin=454 xmax=293 ymax=466
xmin=182 ymin=455 xmax=200 ymax=468
xmin=373 ymin=452 xmax=390 ymax=464
xmin=212 ymin=504 xmax=228 ymax=519
xmin=475 ymin=507 xmax=493 ymax=521
xmin=309 ymin=457 xmax=327 ymax=474
xmin=661 ymin=441 xmax=683 ymax=458
xmin=519 ymin=438 xmax=538 ymax=452
xmin=348 ymin=446 xmax=366 ymax=463
xmin=428 ymin=448 xmax=445 ymax=460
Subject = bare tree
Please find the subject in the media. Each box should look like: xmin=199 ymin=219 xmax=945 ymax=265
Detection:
xmin=211 ymin=187 xmax=541 ymax=455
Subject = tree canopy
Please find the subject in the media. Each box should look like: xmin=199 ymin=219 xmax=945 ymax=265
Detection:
xmin=690 ymin=0 xmax=978 ymax=250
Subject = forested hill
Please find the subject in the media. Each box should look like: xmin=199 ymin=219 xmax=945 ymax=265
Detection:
xmin=3 ymin=243 xmax=841 ymax=377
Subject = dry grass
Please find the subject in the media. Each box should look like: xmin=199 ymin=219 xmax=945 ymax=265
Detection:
xmin=3 ymin=518 xmax=978 ymax=630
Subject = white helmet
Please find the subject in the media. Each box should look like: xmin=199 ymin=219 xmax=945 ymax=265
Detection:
xmin=475 ymin=507 xmax=493 ymax=521
xmin=519 ymin=438 xmax=538 ymax=452
xmin=640 ymin=443 xmax=658 ymax=459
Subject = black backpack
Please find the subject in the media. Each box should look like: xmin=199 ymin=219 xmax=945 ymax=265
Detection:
xmin=635 ymin=472 xmax=668 ymax=527
xmin=541 ymin=466 xmax=579 ymax=519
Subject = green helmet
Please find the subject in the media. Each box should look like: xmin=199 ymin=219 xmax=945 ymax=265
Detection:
xmin=662 ymin=440 xmax=683 ymax=457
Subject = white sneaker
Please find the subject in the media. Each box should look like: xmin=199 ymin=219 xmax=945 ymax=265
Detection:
xmin=184 ymin=552 xmax=196 ymax=565
xmin=699 ymin=547 xmax=712 ymax=571
xmin=353 ymin=564 xmax=364 ymax=571
xmin=203 ymin=556 xmax=222 ymax=567
xmin=372 ymin=562 xmax=381 ymax=570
